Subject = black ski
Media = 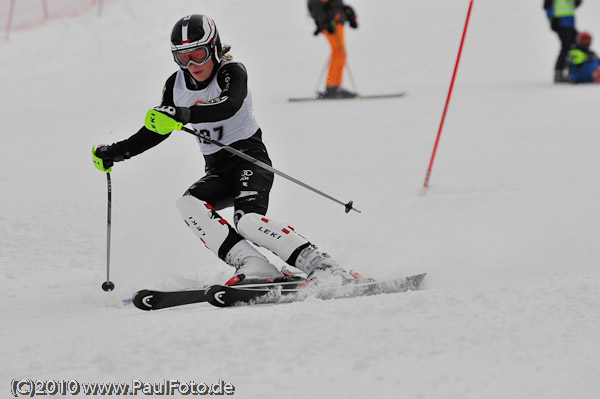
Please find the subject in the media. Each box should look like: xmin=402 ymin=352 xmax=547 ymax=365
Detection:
xmin=132 ymin=288 xmax=209 ymax=311
xmin=131 ymin=279 xmax=303 ymax=311
xmin=206 ymin=273 xmax=426 ymax=308
xmin=288 ymin=92 xmax=407 ymax=102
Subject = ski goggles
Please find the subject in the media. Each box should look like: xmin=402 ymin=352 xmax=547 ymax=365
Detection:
xmin=172 ymin=46 xmax=211 ymax=68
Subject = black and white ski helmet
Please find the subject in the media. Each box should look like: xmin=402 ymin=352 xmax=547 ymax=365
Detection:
xmin=170 ymin=15 xmax=223 ymax=70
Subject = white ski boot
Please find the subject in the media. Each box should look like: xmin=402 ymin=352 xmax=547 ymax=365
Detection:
xmin=223 ymin=239 xmax=284 ymax=286
xmin=295 ymin=245 xmax=363 ymax=287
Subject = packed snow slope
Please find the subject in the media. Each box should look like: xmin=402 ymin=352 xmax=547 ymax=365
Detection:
xmin=2 ymin=1 xmax=600 ymax=398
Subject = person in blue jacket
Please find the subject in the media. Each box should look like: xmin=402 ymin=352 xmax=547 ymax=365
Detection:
xmin=544 ymin=0 xmax=582 ymax=82
xmin=568 ymin=31 xmax=600 ymax=83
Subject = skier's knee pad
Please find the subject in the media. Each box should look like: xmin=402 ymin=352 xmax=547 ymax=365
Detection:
xmin=235 ymin=212 xmax=309 ymax=264
xmin=176 ymin=195 xmax=241 ymax=260
xmin=233 ymin=190 xmax=269 ymax=218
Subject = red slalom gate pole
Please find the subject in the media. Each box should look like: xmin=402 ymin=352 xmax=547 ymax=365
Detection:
xmin=42 ymin=0 xmax=49 ymax=20
xmin=420 ymin=0 xmax=474 ymax=196
xmin=5 ymin=0 xmax=17 ymax=41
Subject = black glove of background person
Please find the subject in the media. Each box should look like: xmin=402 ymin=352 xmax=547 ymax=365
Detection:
xmin=344 ymin=6 xmax=358 ymax=29
xmin=550 ymin=17 xmax=560 ymax=32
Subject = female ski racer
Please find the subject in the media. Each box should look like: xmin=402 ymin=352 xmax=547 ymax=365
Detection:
xmin=92 ymin=14 xmax=363 ymax=287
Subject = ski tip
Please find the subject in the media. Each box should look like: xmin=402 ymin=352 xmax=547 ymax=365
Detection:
xmin=132 ymin=289 xmax=154 ymax=311
xmin=205 ymin=285 xmax=231 ymax=308
xmin=410 ymin=273 xmax=427 ymax=288
xmin=287 ymin=97 xmax=319 ymax=102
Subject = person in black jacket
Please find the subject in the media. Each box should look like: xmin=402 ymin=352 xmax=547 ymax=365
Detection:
xmin=308 ymin=0 xmax=358 ymax=98
xmin=92 ymin=14 xmax=365 ymax=287
xmin=544 ymin=0 xmax=582 ymax=82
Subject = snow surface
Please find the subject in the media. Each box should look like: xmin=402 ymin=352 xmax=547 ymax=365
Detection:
xmin=2 ymin=0 xmax=600 ymax=398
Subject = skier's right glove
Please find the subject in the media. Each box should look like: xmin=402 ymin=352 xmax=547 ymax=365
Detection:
xmin=92 ymin=144 xmax=125 ymax=172
xmin=550 ymin=17 xmax=560 ymax=32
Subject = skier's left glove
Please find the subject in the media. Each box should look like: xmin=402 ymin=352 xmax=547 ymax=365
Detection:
xmin=344 ymin=6 xmax=358 ymax=29
xmin=145 ymin=106 xmax=191 ymax=135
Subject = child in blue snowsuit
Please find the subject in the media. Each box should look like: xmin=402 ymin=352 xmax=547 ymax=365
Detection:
xmin=568 ymin=31 xmax=600 ymax=83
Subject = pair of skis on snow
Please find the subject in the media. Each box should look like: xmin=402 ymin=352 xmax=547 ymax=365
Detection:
xmin=131 ymin=273 xmax=426 ymax=310
xmin=287 ymin=91 xmax=407 ymax=102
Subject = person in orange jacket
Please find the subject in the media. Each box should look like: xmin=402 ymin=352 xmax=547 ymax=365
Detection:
xmin=308 ymin=0 xmax=358 ymax=98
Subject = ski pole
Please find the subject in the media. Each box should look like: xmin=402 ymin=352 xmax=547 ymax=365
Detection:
xmin=343 ymin=58 xmax=358 ymax=94
xmin=315 ymin=56 xmax=330 ymax=94
xmin=101 ymin=172 xmax=115 ymax=291
xmin=181 ymin=126 xmax=361 ymax=214
xmin=420 ymin=0 xmax=474 ymax=196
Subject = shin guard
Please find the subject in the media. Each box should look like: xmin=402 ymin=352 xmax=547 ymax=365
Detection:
xmin=176 ymin=196 xmax=241 ymax=261
xmin=236 ymin=213 xmax=310 ymax=265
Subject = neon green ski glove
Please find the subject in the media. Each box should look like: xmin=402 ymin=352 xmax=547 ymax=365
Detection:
xmin=145 ymin=107 xmax=186 ymax=135
xmin=92 ymin=146 xmax=112 ymax=173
